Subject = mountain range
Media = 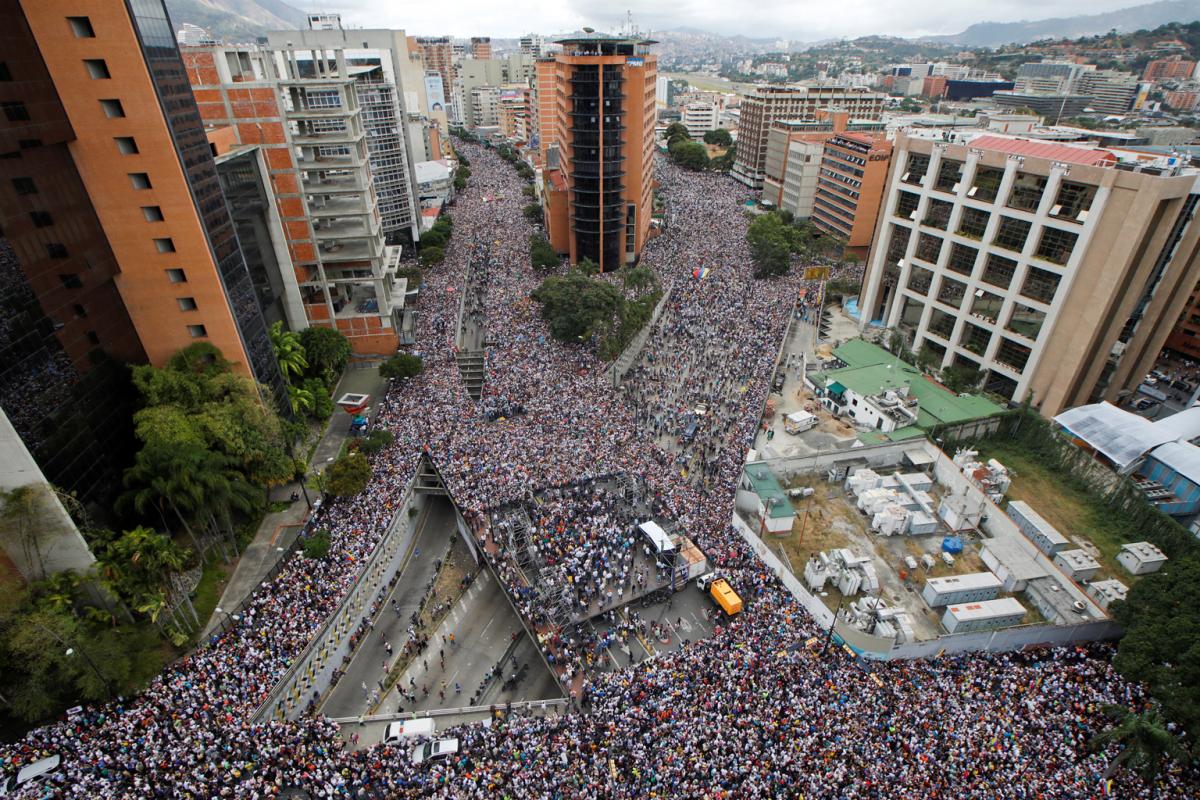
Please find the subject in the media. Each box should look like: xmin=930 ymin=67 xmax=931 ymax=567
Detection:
xmin=919 ymin=0 xmax=1200 ymax=47
xmin=164 ymin=0 xmax=306 ymax=40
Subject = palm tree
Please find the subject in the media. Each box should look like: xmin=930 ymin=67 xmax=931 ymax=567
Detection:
xmin=188 ymin=447 xmax=261 ymax=557
xmin=270 ymin=321 xmax=308 ymax=383
xmin=1091 ymin=704 xmax=1188 ymax=798
xmin=122 ymin=444 xmax=220 ymax=560
xmin=288 ymin=383 xmax=315 ymax=416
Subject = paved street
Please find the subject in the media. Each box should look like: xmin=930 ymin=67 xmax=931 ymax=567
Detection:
xmin=320 ymin=498 xmax=457 ymax=719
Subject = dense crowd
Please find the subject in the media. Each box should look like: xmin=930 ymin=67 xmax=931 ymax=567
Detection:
xmin=2 ymin=143 xmax=1197 ymax=799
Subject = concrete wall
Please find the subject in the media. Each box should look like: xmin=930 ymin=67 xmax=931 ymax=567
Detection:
xmin=0 ymin=407 xmax=95 ymax=580
xmin=254 ymin=478 xmax=422 ymax=722
xmin=732 ymin=513 xmax=834 ymax=628
xmin=609 ymin=287 xmax=674 ymax=387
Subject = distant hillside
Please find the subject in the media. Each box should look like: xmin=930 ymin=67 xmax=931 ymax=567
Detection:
xmin=923 ymin=0 xmax=1200 ymax=48
xmin=163 ymin=0 xmax=307 ymax=42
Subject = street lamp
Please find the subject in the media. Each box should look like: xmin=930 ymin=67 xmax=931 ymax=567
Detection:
xmin=59 ymin=638 xmax=114 ymax=696
xmin=214 ymin=607 xmax=241 ymax=629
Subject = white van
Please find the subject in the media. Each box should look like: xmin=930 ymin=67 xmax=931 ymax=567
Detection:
xmin=383 ymin=718 xmax=435 ymax=744
xmin=784 ymin=411 xmax=818 ymax=435
xmin=411 ymin=738 xmax=460 ymax=765
xmin=0 ymin=754 xmax=61 ymax=796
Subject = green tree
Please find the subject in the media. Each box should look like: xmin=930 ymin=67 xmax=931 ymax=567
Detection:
xmin=357 ymin=429 xmax=395 ymax=455
xmin=576 ymin=257 xmax=600 ymax=276
xmin=287 ymin=383 xmax=315 ymax=416
xmin=663 ymin=122 xmax=689 ymax=144
xmin=669 ymin=139 xmax=710 ymax=171
xmin=709 ymin=150 xmax=736 ymax=172
xmin=703 ymin=128 xmax=732 ymax=147
xmin=1113 ymin=553 xmax=1200 ymax=741
xmin=420 ymin=245 xmax=445 ymax=266
xmin=420 ymin=227 xmax=448 ymax=250
xmin=0 ymin=485 xmax=57 ymax=580
xmin=298 ymin=326 xmax=351 ymax=387
xmin=531 ymin=270 xmax=625 ymax=344
xmin=301 ymin=529 xmax=332 ymax=560
xmin=530 ymin=235 xmax=559 ymax=271
xmin=523 ymin=203 xmax=543 ymax=224
xmin=941 ymin=363 xmax=984 ymax=393
xmin=380 ymin=353 xmax=424 ymax=381
xmin=303 ymin=376 xmax=335 ymax=420
xmin=747 ymin=213 xmax=793 ymax=278
xmin=621 ymin=264 xmax=656 ymax=297
xmin=327 ymin=452 xmax=371 ymax=497
xmin=269 ymin=321 xmax=308 ymax=383
xmin=1090 ymin=704 xmax=1188 ymax=797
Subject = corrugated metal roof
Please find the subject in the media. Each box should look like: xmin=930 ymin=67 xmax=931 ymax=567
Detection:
xmin=1146 ymin=441 xmax=1200 ymax=487
xmin=1055 ymin=402 xmax=1200 ymax=470
xmin=969 ymin=135 xmax=1118 ymax=167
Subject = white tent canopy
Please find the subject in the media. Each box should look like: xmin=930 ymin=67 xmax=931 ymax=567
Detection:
xmin=638 ymin=521 xmax=675 ymax=554
xmin=1054 ymin=402 xmax=1200 ymax=471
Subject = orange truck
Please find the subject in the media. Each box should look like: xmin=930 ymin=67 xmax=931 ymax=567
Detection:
xmin=697 ymin=573 xmax=743 ymax=617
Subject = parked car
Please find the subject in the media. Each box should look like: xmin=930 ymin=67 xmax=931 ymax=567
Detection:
xmin=772 ymin=372 xmax=786 ymax=392
xmin=411 ymin=738 xmax=459 ymax=765
xmin=0 ymin=754 xmax=61 ymax=797
xmin=1134 ymin=397 xmax=1157 ymax=412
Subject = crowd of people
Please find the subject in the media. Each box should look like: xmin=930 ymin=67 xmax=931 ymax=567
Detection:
xmin=2 ymin=141 xmax=1196 ymax=799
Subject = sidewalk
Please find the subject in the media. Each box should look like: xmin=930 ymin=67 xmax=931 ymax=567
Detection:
xmin=199 ymin=365 xmax=388 ymax=636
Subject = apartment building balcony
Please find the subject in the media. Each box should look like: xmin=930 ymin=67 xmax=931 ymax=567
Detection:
xmin=312 ymin=215 xmax=379 ymax=241
xmin=302 ymin=172 xmax=368 ymax=194
xmin=330 ymin=280 xmax=403 ymax=320
xmin=291 ymin=129 xmax=366 ymax=148
xmin=285 ymin=104 xmax=353 ymax=119
xmin=308 ymin=194 xmax=377 ymax=220
xmin=318 ymin=238 xmax=383 ymax=264
xmin=295 ymin=149 xmax=366 ymax=171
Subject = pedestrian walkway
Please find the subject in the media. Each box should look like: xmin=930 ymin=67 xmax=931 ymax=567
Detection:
xmin=200 ymin=366 xmax=388 ymax=637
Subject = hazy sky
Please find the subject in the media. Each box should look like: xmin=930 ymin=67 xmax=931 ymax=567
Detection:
xmin=325 ymin=0 xmax=1151 ymax=41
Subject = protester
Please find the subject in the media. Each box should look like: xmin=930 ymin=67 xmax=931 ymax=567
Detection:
xmin=1 ymin=143 xmax=1194 ymax=800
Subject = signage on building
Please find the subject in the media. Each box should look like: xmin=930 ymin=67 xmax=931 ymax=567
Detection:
xmin=626 ymin=58 xmax=644 ymax=67
xmin=425 ymin=74 xmax=446 ymax=113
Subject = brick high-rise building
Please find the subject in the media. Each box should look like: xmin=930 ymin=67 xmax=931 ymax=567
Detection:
xmin=416 ymin=36 xmax=455 ymax=108
xmin=0 ymin=0 xmax=288 ymax=513
xmin=858 ymin=133 xmax=1200 ymax=415
xmin=538 ymin=33 xmax=657 ymax=272
xmin=731 ymin=85 xmax=886 ymax=189
xmin=470 ymin=37 xmax=492 ymax=60
xmin=810 ymin=132 xmax=892 ymax=252
xmin=1143 ymin=56 xmax=1197 ymax=82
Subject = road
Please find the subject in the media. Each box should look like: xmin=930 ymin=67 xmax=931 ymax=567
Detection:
xmin=320 ymin=498 xmax=457 ymax=719
xmin=376 ymin=567 xmax=562 ymax=714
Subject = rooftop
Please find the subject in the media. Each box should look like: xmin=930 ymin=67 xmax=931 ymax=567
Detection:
xmin=1120 ymin=541 xmax=1168 ymax=562
xmin=742 ymin=465 xmax=794 ymax=519
xmin=1054 ymin=402 xmax=1200 ymax=470
xmin=945 ymin=597 xmax=1026 ymax=621
xmin=926 ymin=571 xmax=1003 ymax=590
xmin=814 ymin=341 xmax=1005 ymax=428
xmin=968 ymin=134 xmax=1118 ymax=167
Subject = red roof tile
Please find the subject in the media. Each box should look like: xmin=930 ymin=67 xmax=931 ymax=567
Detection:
xmin=969 ymin=135 xmax=1118 ymax=167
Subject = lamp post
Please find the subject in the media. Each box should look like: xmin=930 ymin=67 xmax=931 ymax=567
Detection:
xmin=46 ymin=626 xmax=113 ymax=696
xmin=214 ymin=606 xmax=241 ymax=630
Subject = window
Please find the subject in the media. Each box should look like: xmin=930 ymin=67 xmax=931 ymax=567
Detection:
xmin=0 ymin=63 xmax=11 ymax=82
xmin=1021 ymin=266 xmax=1061 ymax=304
xmin=115 ymin=136 xmax=139 ymax=155
xmin=928 ymin=308 xmax=956 ymax=340
xmin=1035 ymin=227 xmax=1078 ymax=265
xmin=154 ymin=237 xmax=176 ymax=253
xmin=995 ymin=338 xmax=1032 ymax=372
xmin=970 ymin=290 xmax=1003 ymax=325
xmin=177 ymin=297 xmax=198 ymax=311
xmin=1 ymin=101 xmax=29 ymax=122
xmin=993 ymin=216 xmax=1032 ymax=253
xmin=901 ymin=152 xmax=930 ymax=186
xmin=166 ymin=268 xmax=187 ymax=283
xmin=86 ymin=330 xmax=101 ymax=346
xmin=960 ymin=322 xmax=992 ymax=356
xmin=1006 ymin=172 xmax=1047 ymax=213
xmin=936 ymin=276 xmax=967 ymax=308
xmin=914 ymin=233 xmax=943 ymax=265
xmin=884 ymin=224 xmax=911 ymax=266
xmin=922 ymin=198 xmax=952 ymax=230
xmin=906 ymin=265 xmax=933 ymax=295
xmin=895 ymin=191 xmax=920 ymax=219
xmin=957 ymin=207 xmax=989 ymax=240
xmin=99 ymin=99 xmax=125 ymax=118
xmin=12 ymin=177 xmax=37 ymax=195
xmin=934 ymin=158 xmax=963 ymax=193
xmin=67 ymin=16 xmax=95 ymax=37
xmin=73 ymin=303 xmax=87 ymax=318
xmin=1049 ymin=181 xmax=1096 ymax=224
xmin=1006 ymin=303 xmax=1046 ymax=340
xmin=946 ymin=243 xmax=978 ymax=276
xmin=980 ymin=254 xmax=1017 ymax=290
xmin=187 ymin=324 xmax=208 ymax=338
xmin=968 ymin=166 xmax=1004 ymax=203
xmin=30 ymin=211 xmax=52 ymax=228
xmin=128 ymin=172 xmax=152 ymax=189
xmin=46 ymin=243 xmax=69 ymax=259
xmin=59 ymin=273 xmax=82 ymax=289
xmin=84 ymin=59 xmax=110 ymax=80
xmin=141 ymin=206 xmax=164 ymax=222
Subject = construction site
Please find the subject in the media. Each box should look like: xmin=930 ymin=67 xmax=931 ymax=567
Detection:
xmin=736 ymin=438 xmax=1145 ymax=658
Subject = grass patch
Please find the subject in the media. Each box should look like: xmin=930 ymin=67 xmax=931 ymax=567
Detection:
xmin=189 ymin=557 xmax=233 ymax=642
xmin=978 ymin=440 xmax=1135 ymax=583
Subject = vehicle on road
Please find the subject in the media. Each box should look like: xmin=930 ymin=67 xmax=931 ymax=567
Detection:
xmin=696 ymin=573 xmax=743 ymax=617
xmin=411 ymin=738 xmax=460 ymax=765
xmin=383 ymin=718 xmax=435 ymax=744
xmin=773 ymin=372 xmax=786 ymax=392
xmin=1133 ymin=397 xmax=1157 ymax=412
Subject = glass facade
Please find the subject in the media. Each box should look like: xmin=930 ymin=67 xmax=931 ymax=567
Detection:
xmin=124 ymin=0 xmax=288 ymax=410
